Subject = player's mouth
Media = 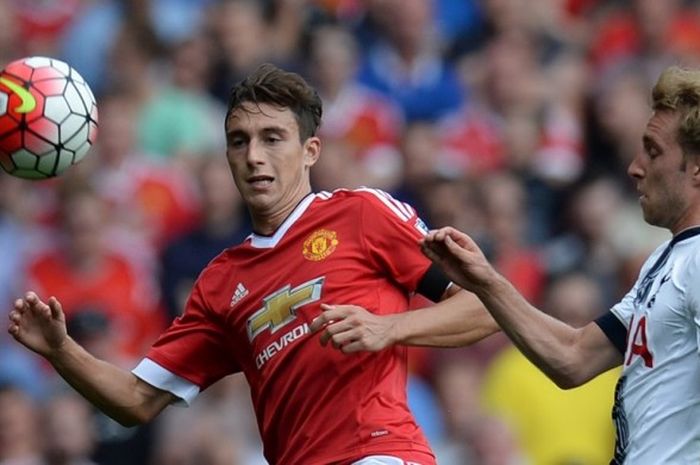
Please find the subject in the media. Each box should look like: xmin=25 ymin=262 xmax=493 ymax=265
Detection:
xmin=637 ymin=190 xmax=650 ymax=205
xmin=248 ymin=175 xmax=274 ymax=189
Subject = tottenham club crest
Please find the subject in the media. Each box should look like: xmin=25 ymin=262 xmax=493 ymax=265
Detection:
xmin=303 ymin=229 xmax=338 ymax=261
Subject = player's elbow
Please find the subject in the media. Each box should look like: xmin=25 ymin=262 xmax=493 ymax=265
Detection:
xmin=115 ymin=416 xmax=143 ymax=428
xmin=547 ymin=358 xmax=590 ymax=390
xmin=111 ymin=406 xmax=159 ymax=427
xmin=551 ymin=373 xmax=585 ymax=390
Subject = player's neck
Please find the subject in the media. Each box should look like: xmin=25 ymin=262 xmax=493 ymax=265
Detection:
xmin=670 ymin=204 xmax=700 ymax=236
xmin=250 ymin=190 xmax=313 ymax=236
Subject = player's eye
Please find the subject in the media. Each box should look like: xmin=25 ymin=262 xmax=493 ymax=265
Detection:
xmin=644 ymin=142 xmax=660 ymax=159
xmin=228 ymin=137 xmax=247 ymax=149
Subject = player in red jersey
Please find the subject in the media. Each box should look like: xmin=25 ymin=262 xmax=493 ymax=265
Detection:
xmin=7 ymin=64 xmax=497 ymax=465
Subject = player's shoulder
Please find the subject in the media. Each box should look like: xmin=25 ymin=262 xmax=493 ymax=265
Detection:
xmin=679 ymin=232 xmax=700 ymax=271
xmin=194 ymin=245 xmax=244 ymax=287
xmin=315 ymin=187 xmax=417 ymax=221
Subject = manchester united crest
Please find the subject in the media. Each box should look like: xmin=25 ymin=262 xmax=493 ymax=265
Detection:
xmin=303 ymin=229 xmax=339 ymax=261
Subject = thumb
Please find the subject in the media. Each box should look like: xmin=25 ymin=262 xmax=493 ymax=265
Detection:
xmin=47 ymin=297 xmax=64 ymax=321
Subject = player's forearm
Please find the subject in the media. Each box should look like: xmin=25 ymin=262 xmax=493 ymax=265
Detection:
xmin=47 ymin=337 xmax=167 ymax=426
xmin=394 ymin=290 xmax=499 ymax=348
xmin=473 ymin=273 xmax=591 ymax=387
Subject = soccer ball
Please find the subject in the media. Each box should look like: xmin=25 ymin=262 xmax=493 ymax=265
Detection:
xmin=0 ymin=56 xmax=98 ymax=180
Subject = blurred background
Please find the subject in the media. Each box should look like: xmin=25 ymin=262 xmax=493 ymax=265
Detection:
xmin=0 ymin=0 xmax=693 ymax=464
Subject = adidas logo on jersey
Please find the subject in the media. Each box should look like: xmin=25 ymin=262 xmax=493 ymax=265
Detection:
xmin=230 ymin=282 xmax=249 ymax=307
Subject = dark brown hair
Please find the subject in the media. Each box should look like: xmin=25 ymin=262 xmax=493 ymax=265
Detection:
xmin=225 ymin=63 xmax=323 ymax=142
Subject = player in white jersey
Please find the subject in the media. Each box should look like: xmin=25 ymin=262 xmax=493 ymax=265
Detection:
xmin=419 ymin=65 xmax=700 ymax=464
xmin=605 ymin=227 xmax=700 ymax=463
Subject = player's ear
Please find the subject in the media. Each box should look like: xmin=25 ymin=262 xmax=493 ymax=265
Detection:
xmin=303 ymin=136 xmax=321 ymax=168
xmin=690 ymin=155 xmax=700 ymax=187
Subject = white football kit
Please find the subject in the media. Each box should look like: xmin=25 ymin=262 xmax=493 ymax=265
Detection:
xmin=596 ymin=226 xmax=700 ymax=464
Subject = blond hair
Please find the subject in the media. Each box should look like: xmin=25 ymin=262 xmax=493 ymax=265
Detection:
xmin=652 ymin=66 xmax=700 ymax=157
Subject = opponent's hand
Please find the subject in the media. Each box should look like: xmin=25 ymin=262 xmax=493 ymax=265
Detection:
xmin=421 ymin=226 xmax=498 ymax=293
xmin=7 ymin=291 xmax=68 ymax=358
xmin=310 ymin=304 xmax=399 ymax=353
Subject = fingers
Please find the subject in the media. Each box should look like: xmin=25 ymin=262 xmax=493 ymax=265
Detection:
xmin=339 ymin=340 xmax=366 ymax=354
xmin=323 ymin=325 xmax=359 ymax=348
xmin=422 ymin=227 xmax=460 ymax=252
xmin=8 ymin=296 xmax=35 ymax=339
xmin=309 ymin=304 xmax=344 ymax=333
xmin=13 ymin=298 xmax=25 ymax=314
xmin=445 ymin=228 xmax=477 ymax=250
xmin=420 ymin=243 xmax=441 ymax=263
xmin=422 ymin=226 xmax=481 ymax=263
xmin=25 ymin=291 xmax=40 ymax=306
xmin=311 ymin=304 xmax=376 ymax=350
xmin=311 ymin=305 xmax=355 ymax=347
xmin=7 ymin=292 xmax=54 ymax=329
xmin=7 ymin=308 xmax=21 ymax=337
xmin=443 ymin=234 xmax=467 ymax=255
xmin=25 ymin=292 xmax=52 ymax=320
xmin=8 ymin=297 xmax=28 ymax=338
xmin=424 ymin=226 xmax=474 ymax=246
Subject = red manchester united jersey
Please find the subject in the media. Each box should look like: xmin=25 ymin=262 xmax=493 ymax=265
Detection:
xmin=133 ymin=188 xmax=439 ymax=465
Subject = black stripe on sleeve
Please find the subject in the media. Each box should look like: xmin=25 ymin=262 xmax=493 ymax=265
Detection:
xmin=416 ymin=263 xmax=452 ymax=302
xmin=594 ymin=312 xmax=628 ymax=355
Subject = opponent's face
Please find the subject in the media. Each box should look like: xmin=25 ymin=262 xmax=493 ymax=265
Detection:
xmin=225 ymin=102 xmax=320 ymax=226
xmin=628 ymin=110 xmax=696 ymax=232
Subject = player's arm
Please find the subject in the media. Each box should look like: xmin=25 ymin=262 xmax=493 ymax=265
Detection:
xmin=310 ymin=267 xmax=499 ymax=352
xmin=422 ymin=226 xmax=623 ymax=388
xmin=392 ymin=282 xmax=499 ymax=347
xmin=7 ymin=292 xmax=175 ymax=426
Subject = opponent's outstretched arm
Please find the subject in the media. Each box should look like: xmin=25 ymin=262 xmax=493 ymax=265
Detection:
xmin=8 ymin=292 xmax=174 ymax=426
xmin=421 ymin=227 xmax=623 ymax=388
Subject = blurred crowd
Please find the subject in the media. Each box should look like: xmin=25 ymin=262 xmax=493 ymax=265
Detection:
xmin=0 ymin=0 xmax=694 ymax=464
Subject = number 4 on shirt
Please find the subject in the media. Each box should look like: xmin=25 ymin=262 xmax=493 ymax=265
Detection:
xmin=626 ymin=315 xmax=654 ymax=368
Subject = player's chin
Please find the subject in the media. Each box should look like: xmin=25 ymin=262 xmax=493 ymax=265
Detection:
xmin=243 ymin=192 xmax=275 ymax=212
xmin=639 ymin=202 xmax=661 ymax=226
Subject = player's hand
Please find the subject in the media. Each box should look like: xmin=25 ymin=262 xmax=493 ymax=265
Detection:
xmin=421 ymin=226 xmax=498 ymax=293
xmin=310 ymin=304 xmax=399 ymax=353
xmin=7 ymin=291 xmax=68 ymax=358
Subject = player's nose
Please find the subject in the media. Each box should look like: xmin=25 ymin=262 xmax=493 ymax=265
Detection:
xmin=627 ymin=151 xmax=645 ymax=179
xmin=245 ymin=138 xmax=266 ymax=165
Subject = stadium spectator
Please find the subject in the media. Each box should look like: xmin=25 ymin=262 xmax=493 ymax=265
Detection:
xmin=357 ymin=0 xmax=464 ymax=121
xmin=23 ymin=182 xmax=164 ymax=364
xmin=137 ymin=32 xmax=225 ymax=163
xmin=159 ymin=155 xmax=249 ymax=319
xmin=541 ymin=176 xmax=629 ymax=307
xmin=150 ymin=375 xmax=265 ymax=465
xmin=87 ymin=91 xmax=200 ymax=252
xmin=207 ymin=0 xmax=304 ymax=102
xmin=588 ymin=0 xmax=700 ymax=78
xmin=478 ymin=172 xmax=545 ymax=305
xmin=41 ymin=391 xmax=99 ymax=465
xmin=308 ymin=25 xmax=404 ymax=192
xmin=0 ymin=384 xmax=42 ymax=465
